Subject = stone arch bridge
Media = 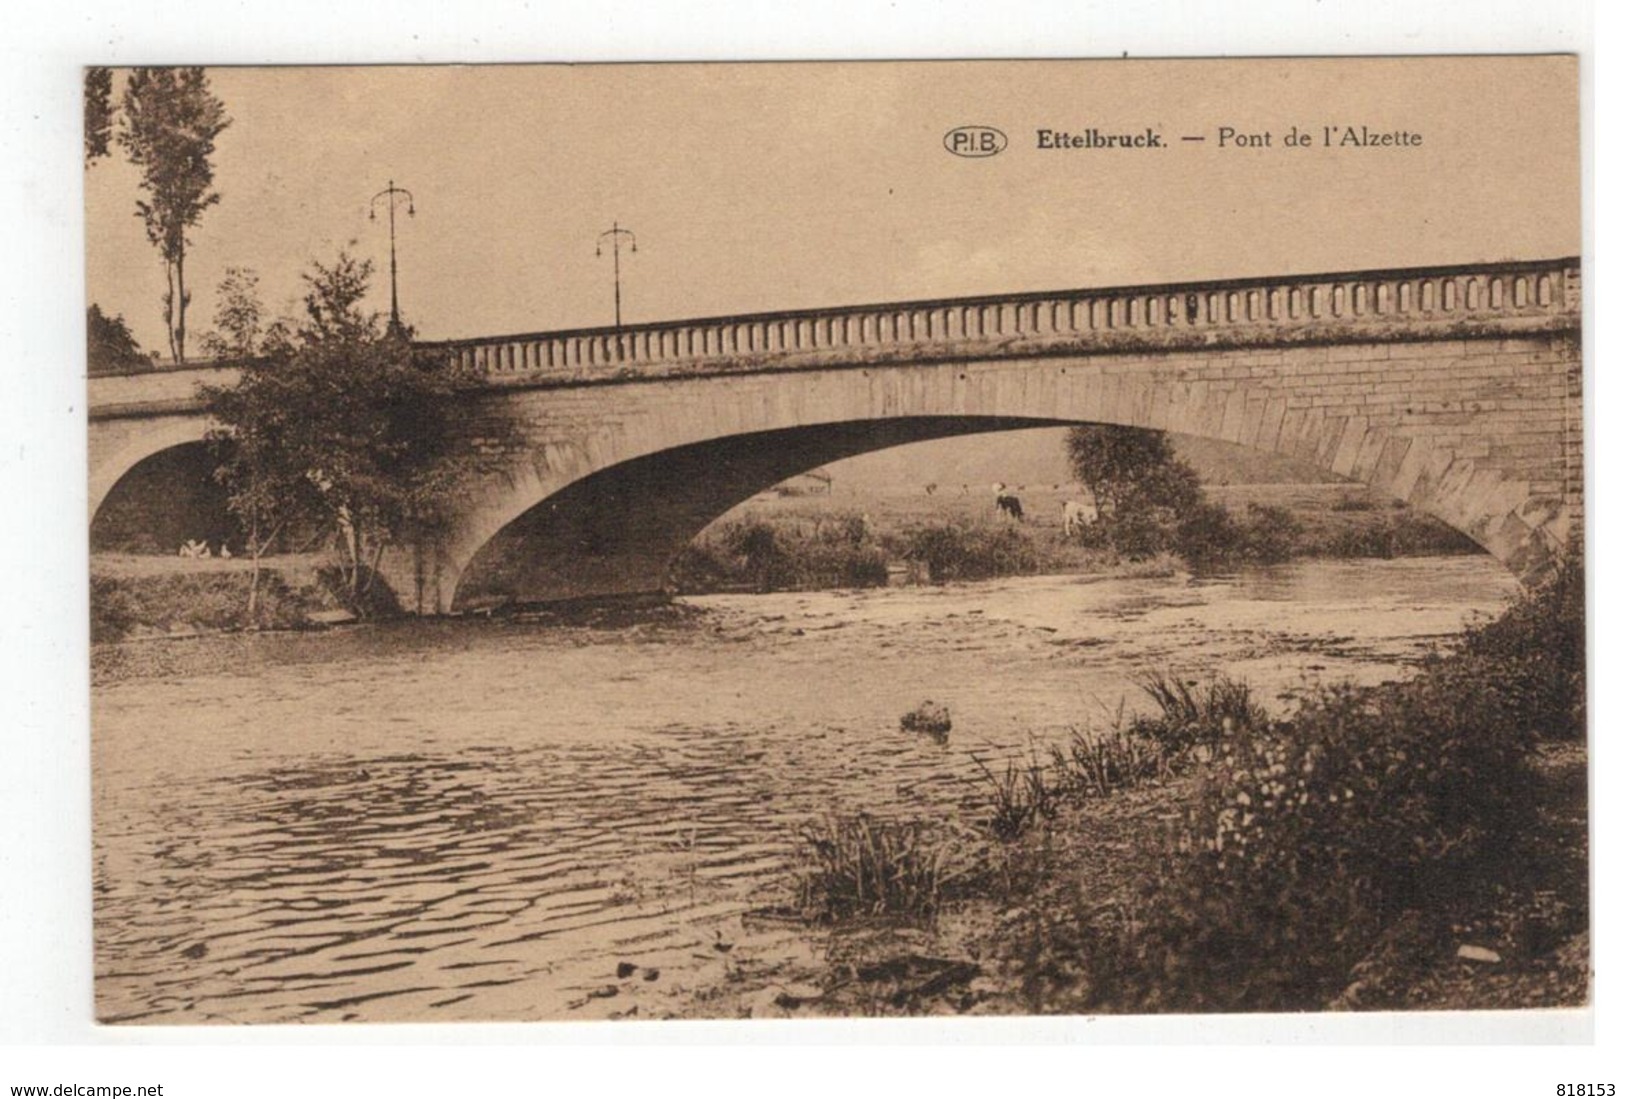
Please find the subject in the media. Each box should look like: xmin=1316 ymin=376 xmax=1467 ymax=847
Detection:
xmin=89 ymin=258 xmax=1582 ymax=613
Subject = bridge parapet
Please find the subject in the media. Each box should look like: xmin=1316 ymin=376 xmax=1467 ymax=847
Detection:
xmin=428 ymin=258 xmax=1579 ymax=387
xmin=88 ymin=363 xmax=240 ymax=416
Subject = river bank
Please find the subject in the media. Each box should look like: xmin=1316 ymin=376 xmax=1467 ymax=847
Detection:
xmin=90 ymin=553 xmax=349 ymax=643
xmin=671 ymin=483 xmax=1480 ymax=597
xmin=665 ymin=738 xmax=1586 ymax=1019
xmin=695 ymin=561 xmax=1587 ymax=1018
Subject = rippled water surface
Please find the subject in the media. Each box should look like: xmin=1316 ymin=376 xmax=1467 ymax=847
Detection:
xmin=92 ymin=556 xmax=1516 ymax=1023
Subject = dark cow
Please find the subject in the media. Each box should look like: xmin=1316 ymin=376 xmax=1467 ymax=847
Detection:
xmin=996 ymin=493 xmax=1025 ymax=522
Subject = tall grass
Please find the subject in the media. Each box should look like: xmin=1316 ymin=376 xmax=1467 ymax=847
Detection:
xmin=971 ymin=751 xmax=1059 ymax=842
xmin=793 ymin=668 xmax=1266 ymax=926
xmin=1129 ymin=670 xmax=1266 ymax=754
xmin=1050 ymin=723 xmax=1175 ymax=799
xmin=793 ymin=814 xmax=976 ymax=925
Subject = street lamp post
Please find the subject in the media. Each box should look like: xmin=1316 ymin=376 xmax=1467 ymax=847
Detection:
xmin=596 ymin=221 xmax=638 ymax=328
xmin=370 ymin=180 xmax=415 ymax=337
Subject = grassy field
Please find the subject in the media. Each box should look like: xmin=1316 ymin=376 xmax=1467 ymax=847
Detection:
xmin=703 ymin=480 xmax=1480 ymax=569
xmin=716 ymin=481 xmax=1095 ymax=538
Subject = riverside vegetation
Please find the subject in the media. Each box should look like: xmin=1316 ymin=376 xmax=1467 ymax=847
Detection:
xmin=90 ymin=484 xmax=1477 ymax=641
xmin=667 ymin=486 xmax=1474 ymax=597
xmin=771 ymin=558 xmax=1586 ymax=1014
xmin=670 ymin=422 xmax=1475 ymax=596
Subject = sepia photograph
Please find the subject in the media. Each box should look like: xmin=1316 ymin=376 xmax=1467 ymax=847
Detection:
xmin=80 ymin=55 xmax=1585 ymax=1028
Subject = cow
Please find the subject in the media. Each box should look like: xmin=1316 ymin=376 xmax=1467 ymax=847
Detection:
xmin=1061 ymin=498 xmax=1100 ymax=538
xmin=992 ymin=484 xmax=1025 ymax=522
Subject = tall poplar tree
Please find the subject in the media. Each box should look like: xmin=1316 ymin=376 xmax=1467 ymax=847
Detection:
xmin=117 ymin=67 xmax=231 ymax=365
xmin=83 ymin=67 xmax=113 ymax=165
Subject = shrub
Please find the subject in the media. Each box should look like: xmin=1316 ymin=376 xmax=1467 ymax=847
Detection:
xmin=1120 ymin=662 xmax=1543 ymax=1011
xmin=671 ymin=516 xmax=892 ymax=594
xmin=666 ymin=541 xmax=741 ymax=593
xmin=798 ymin=538 xmax=891 ymax=589
xmin=1454 ymin=555 xmax=1585 ymax=741
xmin=1235 ymin=503 xmax=1300 ymax=563
xmin=1104 ymin=505 xmax=1182 ymax=560
xmin=901 ymin=521 xmax=1041 ymax=583
xmin=1320 ymin=513 xmax=1480 ymax=560
xmin=1325 ymin=521 xmax=1398 ymax=559
xmin=1173 ymin=502 xmax=1300 ymax=568
xmin=1172 ymin=501 xmax=1240 ymax=566
xmin=1387 ymin=512 xmax=1481 ymax=557
xmin=1071 ymin=620 xmax=1558 ymax=1011
xmin=725 ymin=521 xmax=798 ymax=592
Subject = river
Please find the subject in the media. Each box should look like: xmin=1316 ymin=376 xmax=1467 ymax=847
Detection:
xmin=91 ymin=555 xmax=1516 ymax=1023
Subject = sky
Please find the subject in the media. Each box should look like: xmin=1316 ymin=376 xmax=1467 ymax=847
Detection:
xmin=84 ymin=57 xmax=1579 ymax=356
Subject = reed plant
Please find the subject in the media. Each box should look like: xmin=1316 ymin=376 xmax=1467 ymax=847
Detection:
xmin=1129 ymin=669 xmax=1264 ymax=755
xmin=793 ymin=814 xmax=974 ymax=924
xmin=1049 ymin=724 xmax=1174 ymax=799
xmin=971 ymin=751 xmax=1060 ymax=842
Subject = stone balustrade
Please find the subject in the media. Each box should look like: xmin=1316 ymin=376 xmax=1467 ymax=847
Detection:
xmin=425 ymin=258 xmax=1579 ymax=384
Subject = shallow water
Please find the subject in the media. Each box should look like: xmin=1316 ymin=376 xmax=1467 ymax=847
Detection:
xmin=91 ymin=555 xmax=1516 ymax=1023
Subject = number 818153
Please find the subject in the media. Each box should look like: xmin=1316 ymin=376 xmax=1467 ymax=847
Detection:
xmin=1558 ymin=1086 xmax=1615 ymax=1096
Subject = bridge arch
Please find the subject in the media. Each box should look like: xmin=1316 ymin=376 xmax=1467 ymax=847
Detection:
xmin=89 ymin=434 xmax=236 ymax=555
xmin=438 ymin=355 xmax=1567 ymax=611
xmin=88 ymin=414 xmax=213 ymax=527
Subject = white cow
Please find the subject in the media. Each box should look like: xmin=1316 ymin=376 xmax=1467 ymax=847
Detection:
xmin=1061 ymin=498 xmax=1100 ymax=538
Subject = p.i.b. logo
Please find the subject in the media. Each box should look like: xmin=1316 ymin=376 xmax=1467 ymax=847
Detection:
xmin=943 ymin=125 xmax=1007 ymax=158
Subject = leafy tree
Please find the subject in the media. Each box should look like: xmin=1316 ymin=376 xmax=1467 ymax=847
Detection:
xmin=1066 ymin=426 xmax=1200 ymax=516
xmin=199 ymin=266 xmax=292 ymax=360
xmin=1065 ymin=425 xmax=1206 ymax=557
xmin=86 ymin=304 xmax=152 ymax=375
xmin=84 ymin=67 xmax=114 ymax=165
xmin=202 ymin=251 xmax=481 ymax=615
xmin=118 ymin=67 xmax=231 ymax=365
